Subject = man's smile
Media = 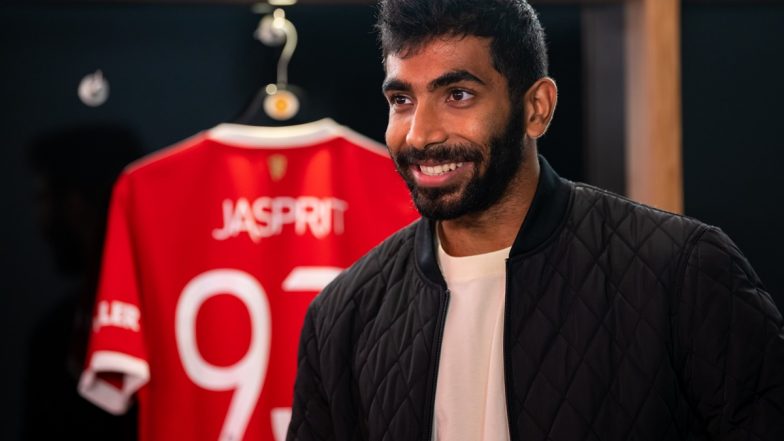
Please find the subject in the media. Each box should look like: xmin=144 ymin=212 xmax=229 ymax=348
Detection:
xmin=418 ymin=161 xmax=464 ymax=176
xmin=408 ymin=160 xmax=475 ymax=188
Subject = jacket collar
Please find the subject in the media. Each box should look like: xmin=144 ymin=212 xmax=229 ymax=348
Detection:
xmin=415 ymin=155 xmax=572 ymax=288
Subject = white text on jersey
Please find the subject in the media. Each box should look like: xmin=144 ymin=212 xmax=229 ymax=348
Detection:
xmin=93 ymin=300 xmax=141 ymax=332
xmin=212 ymin=196 xmax=349 ymax=242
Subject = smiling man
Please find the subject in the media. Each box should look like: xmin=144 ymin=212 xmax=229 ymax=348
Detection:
xmin=287 ymin=1 xmax=784 ymax=440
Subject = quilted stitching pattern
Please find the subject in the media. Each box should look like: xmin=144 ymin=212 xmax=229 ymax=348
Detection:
xmin=678 ymin=227 xmax=783 ymax=440
xmin=290 ymin=224 xmax=442 ymax=441
xmin=505 ymin=186 xmax=702 ymax=441
xmin=288 ymin=183 xmax=784 ymax=441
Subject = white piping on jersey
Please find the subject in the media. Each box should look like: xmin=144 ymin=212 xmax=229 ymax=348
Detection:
xmin=207 ymin=118 xmax=390 ymax=157
xmin=125 ymin=118 xmax=392 ymax=175
xmin=78 ymin=350 xmax=150 ymax=415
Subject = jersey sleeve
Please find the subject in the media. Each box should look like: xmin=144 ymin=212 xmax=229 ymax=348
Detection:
xmin=78 ymin=173 xmax=150 ymax=415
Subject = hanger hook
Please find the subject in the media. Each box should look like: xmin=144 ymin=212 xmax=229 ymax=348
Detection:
xmin=256 ymin=8 xmax=298 ymax=89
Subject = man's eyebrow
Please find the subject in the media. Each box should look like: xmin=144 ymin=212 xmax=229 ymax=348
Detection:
xmin=382 ymin=78 xmax=411 ymax=93
xmin=382 ymin=70 xmax=485 ymax=94
xmin=428 ymin=70 xmax=485 ymax=92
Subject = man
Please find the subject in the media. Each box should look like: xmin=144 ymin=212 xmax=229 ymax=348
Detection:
xmin=288 ymin=0 xmax=784 ymax=440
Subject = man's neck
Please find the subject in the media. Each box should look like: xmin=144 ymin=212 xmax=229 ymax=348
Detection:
xmin=438 ymin=153 xmax=540 ymax=257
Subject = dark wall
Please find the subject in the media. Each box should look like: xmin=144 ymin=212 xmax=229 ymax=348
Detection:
xmin=0 ymin=4 xmax=582 ymax=440
xmin=682 ymin=4 xmax=784 ymax=307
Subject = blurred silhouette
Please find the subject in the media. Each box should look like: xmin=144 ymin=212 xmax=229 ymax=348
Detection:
xmin=23 ymin=125 xmax=144 ymax=440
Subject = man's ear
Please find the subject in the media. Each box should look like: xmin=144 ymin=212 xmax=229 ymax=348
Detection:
xmin=523 ymin=77 xmax=558 ymax=139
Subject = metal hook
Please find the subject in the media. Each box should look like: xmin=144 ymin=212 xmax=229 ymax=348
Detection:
xmin=255 ymin=8 xmax=298 ymax=90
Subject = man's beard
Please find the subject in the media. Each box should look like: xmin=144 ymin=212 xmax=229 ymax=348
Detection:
xmin=391 ymin=109 xmax=525 ymax=220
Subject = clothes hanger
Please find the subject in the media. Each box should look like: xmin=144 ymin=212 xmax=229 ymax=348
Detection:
xmin=233 ymin=6 xmax=325 ymax=127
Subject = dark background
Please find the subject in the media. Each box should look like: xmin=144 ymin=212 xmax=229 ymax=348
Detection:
xmin=681 ymin=3 xmax=784 ymax=313
xmin=0 ymin=2 xmax=782 ymax=440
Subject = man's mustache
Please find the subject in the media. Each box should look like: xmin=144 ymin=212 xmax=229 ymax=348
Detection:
xmin=392 ymin=144 xmax=484 ymax=167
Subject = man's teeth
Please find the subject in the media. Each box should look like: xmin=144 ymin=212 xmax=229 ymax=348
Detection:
xmin=419 ymin=162 xmax=464 ymax=176
xmin=420 ymin=162 xmax=464 ymax=176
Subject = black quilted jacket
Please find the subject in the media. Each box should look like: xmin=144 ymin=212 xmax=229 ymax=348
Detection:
xmin=288 ymin=157 xmax=784 ymax=441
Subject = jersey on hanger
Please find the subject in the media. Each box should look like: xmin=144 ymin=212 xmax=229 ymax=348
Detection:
xmin=78 ymin=119 xmax=419 ymax=441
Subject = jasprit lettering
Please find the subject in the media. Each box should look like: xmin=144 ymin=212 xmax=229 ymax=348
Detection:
xmin=212 ymin=196 xmax=349 ymax=242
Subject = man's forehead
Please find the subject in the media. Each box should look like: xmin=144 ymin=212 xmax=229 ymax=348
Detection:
xmin=383 ymin=36 xmax=495 ymax=83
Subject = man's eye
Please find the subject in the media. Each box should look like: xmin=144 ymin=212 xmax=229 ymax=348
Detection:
xmin=448 ymin=89 xmax=475 ymax=102
xmin=388 ymin=95 xmax=411 ymax=106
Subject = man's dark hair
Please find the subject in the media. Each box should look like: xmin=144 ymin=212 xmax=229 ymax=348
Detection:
xmin=376 ymin=0 xmax=549 ymax=99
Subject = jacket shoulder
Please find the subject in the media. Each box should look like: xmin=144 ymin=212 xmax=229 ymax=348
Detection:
xmin=562 ymin=183 xmax=714 ymax=289
xmin=682 ymin=225 xmax=779 ymax=320
xmin=570 ymin=183 xmax=708 ymax=247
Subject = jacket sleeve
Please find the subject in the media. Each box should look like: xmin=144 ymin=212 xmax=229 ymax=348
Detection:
xmin=678 ymin=226 xmax=784 ymax=439
xmin=287 ymin=299 xmax=335 ymax=441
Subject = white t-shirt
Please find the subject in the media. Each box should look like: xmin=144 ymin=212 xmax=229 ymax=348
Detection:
xmin=434 ymin=237 xmax=511 ymax=441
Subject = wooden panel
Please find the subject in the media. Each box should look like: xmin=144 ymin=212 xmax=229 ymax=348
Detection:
xmin=624 ymin=0 xmax=683 ymax=213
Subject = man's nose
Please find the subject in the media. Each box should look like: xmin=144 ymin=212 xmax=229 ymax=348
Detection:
xmin=405 ymin=102 xmax=447 ymax=149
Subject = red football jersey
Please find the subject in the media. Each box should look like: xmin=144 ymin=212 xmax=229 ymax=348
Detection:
xmin=78 ymin=119 xmax=418 ymax=441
